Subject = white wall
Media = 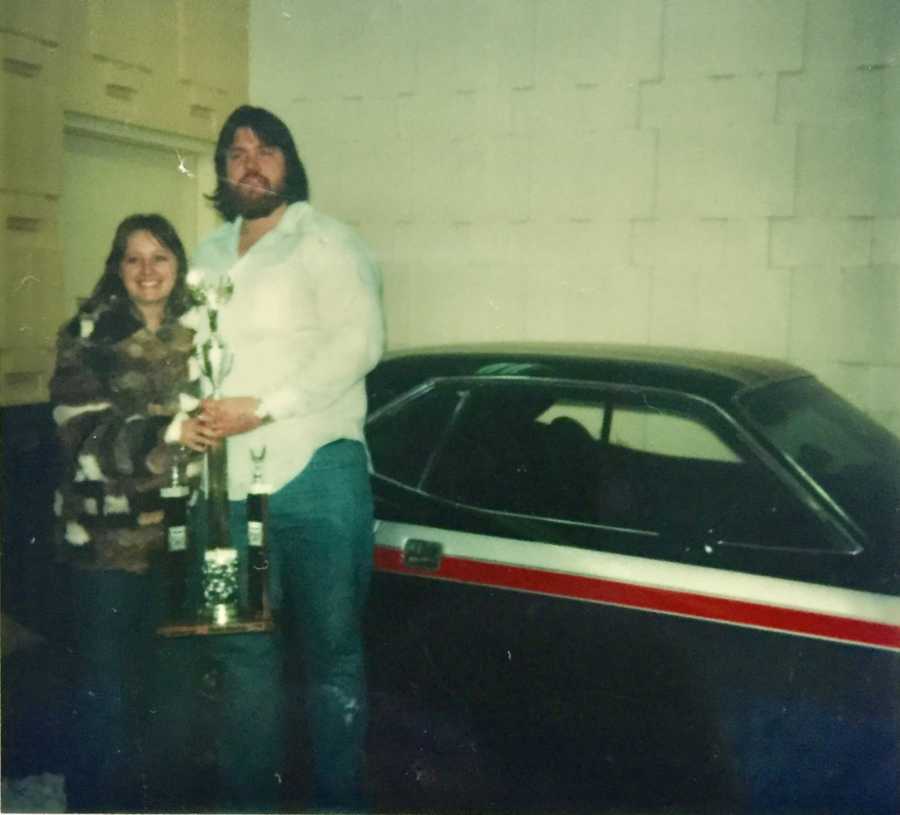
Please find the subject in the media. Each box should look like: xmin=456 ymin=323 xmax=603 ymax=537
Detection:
xmin=249 ymin=0 xmax=900 ymax=433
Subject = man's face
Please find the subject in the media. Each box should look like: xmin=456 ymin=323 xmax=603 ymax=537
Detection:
xmin=224 ymin=127 xmax=287 ymax=219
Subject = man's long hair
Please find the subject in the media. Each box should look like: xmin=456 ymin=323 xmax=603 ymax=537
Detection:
xmin=208 ymin=105 xmax=310 ymax=221
xmin=83 ymin=213 xmax=192 ymax=318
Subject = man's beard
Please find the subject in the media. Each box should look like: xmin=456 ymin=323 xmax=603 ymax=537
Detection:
xmin=225 ymin=175 xmax=286 ymax=220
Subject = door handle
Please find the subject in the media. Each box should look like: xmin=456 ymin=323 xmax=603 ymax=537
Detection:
xmin=403 ymin=538 xmax=443 ymax=571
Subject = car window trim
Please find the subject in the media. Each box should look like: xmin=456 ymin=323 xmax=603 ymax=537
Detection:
xmin=368 ymin=374 xmax=862 ymax=556
xmin=731 ymin=383 xmax=873 ymax=553
xmin=418 ymin=389 xmax=470 ymax=491
xmin=371 ymin=471 xmax=661 ymax=539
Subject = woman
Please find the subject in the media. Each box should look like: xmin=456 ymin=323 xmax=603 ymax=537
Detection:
xmin=49 ymin=214 xmax=216 ymax=811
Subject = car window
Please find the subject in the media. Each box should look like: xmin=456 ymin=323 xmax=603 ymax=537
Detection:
xmin=426 ymin=386 xmax=592 ymax=519
xmin=367 ymin=386 xmax=463 ymax=489
xmin=422 ymin=382 xmax=829 ymax=551
xmin=599 ymin=400 xmax=818 ymax=545
xmin=741 ymin=377 xmax=900 ymax=548
xmin=611 ymin=405 xmax=740 ymax=462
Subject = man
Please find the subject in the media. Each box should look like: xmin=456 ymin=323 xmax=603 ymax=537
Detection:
xmin=195 ymin=104 xmax=384 ymax=810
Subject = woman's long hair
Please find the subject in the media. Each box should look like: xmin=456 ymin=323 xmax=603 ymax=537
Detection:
xmin=207 ymin=105 xmax=310 ymax=221
xmin=81 ymin=213 xmax=192 ymax=320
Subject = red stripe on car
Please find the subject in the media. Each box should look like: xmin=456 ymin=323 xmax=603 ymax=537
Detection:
xmin=374 ymin=545 xmax=900 ymax=652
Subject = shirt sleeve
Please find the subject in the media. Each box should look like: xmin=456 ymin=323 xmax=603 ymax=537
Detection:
xmin=261 ymin=233 xmax=385 ymax=421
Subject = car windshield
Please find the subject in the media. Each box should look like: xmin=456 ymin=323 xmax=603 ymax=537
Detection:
xmin=738 ymin=377 xmax=900 ymax=545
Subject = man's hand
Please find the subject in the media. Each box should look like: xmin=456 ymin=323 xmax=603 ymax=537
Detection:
xmin=180 ymin=416 xmax=221 ymax=452
xmin=201 ymin=397 xmax=264 ymax=438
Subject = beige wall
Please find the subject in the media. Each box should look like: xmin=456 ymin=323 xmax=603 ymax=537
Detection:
xmin=0 ymin=0 xmax=248 ymax=406
xmin=249 ymin=0 xmax=900 ymax=434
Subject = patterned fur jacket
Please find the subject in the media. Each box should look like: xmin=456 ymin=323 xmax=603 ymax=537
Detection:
xmin=50 ymin=300 xmax=202 ymax=573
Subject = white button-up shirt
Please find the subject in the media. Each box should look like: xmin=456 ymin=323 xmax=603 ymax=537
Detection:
xmin=191 ymin=202 xmax=384 ymax=499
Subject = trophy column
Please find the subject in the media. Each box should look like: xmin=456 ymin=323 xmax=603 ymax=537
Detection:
xmin=198 ymin=302 xmax=239 ymax=625
xmin=201 ymin=308 xmax=232 ymax=552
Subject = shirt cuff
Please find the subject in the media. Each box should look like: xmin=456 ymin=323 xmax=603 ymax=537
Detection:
xmin=164 ymin=412 xmax=188 ymax=444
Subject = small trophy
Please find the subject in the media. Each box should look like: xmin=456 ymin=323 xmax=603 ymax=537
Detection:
xmin=246 ymin=447 xmax=271 ymax=617
xmin=161 ymin=454 xmax=190 ymax=621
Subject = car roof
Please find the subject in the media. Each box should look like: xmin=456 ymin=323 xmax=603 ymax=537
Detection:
xmin=370 ymin=343 xmax=811 ymax=406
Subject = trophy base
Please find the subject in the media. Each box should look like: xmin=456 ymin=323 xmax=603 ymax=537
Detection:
xmin=206 ymin=602 xmax=238 ymax=627
xmin=157 ymin=610 xmax=274 ymax=638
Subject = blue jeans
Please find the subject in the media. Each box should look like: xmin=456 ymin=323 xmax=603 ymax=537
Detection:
xmin=67 ymin=569 xmax=161 ymax=812
xmin=229 ymin=438 xmax=374 ymax=808
xmin=150 ymin=630 xmax=284 ymax=813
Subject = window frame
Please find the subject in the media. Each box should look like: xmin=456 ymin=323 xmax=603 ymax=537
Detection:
xmin=367 ymin=374 xmax=861 ymax=556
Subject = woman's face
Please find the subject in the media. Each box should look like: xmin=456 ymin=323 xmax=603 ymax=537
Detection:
xmin=119 ymin=229 xmax=177 ymax=313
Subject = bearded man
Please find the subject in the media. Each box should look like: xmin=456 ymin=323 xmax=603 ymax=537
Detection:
xmin=193 ymin=105 xmax=384 ymax=811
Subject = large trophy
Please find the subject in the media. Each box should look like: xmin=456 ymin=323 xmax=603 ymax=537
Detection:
xmin=196 ymin=275 xmax=240 ymax=624
xmin=158 ymin=271 xmax=271 ymax=632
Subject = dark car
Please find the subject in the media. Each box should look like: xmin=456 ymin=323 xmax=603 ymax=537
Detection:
xmin=363 ymin=344 xmax=899 ymax=814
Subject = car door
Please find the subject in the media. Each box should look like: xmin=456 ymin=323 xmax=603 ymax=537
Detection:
xmin=365 ymin=376 xmax=900 ymax=813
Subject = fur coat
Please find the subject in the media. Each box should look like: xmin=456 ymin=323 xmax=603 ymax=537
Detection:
xmin=50 ymin=301 xmax=202 ymax=573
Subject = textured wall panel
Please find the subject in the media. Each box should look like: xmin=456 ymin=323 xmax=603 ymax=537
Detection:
xmin=788 ymin=266 xmax=846 ymax=360
xmin=534 ymin=128 xmax=655 ymax=220
xmin=357 ymin=0 xmax=420 ymax=96
xmin=777 ymin=68 xmax=883 ymax=124
xmin=534 ymin=0 xmax=662 ymax=87
xmin=0 ymin=34 xmax=63 ymax=196
xmin=805 ymin=0 xmax=900 ymax=69
xmin=642 ymin=75 xmax=776 ymax=126
xmin=795 ymin=124 xmax=880 ymax=216
xmin=769 ymin=217 xmax=873 ymax=268
xmin=840 ymin=265 xmax=900 ymax=364
xmin=416 ymin=0 xmax=537 ymax=93
xmin=629 ymin=218 xmax=725 ymax=269
xmin=879 ymin=118 xmax=900 ymax=216
xmin=648 ymin=266 xmax=700 ymax=346
xmin=695 ymin=265 xmax=790 ymax=356
xmin=512 ymin=82 xmax=639 ymax=135
xmin=872 ymin=218 xmax=900 ymax=263
xmin=520 ymin=220 xmax=631 ymax=341
xmin=664 ymin=0 xmax=804 ymax=78
xmin=657 ymin=125 xmax=795 ymax=217
xmin=883 ymin=65 xmax=900 ymax=117
xmin=397 ymin=90 xmax=511 ymax=143
xmin=0 ymin=0 xmax=63 ymax=44
xmin=333 ymin=137 xmax=415 ymax=225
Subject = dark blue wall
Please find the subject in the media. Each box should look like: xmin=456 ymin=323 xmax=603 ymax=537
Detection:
xmin=1 ymin=403 xmax=69 ymax=640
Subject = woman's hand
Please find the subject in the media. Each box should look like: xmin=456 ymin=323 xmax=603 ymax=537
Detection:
xmin=179 ymin=416 xmax=220 ymax=452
